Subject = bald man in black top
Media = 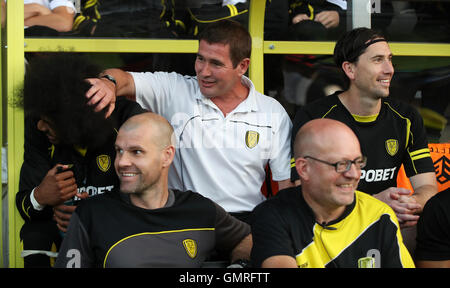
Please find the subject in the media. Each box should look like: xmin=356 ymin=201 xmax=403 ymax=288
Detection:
xmin=55 ymin=112 xmax=251 ymax=268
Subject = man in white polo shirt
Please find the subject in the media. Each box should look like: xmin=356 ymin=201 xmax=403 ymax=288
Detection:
xmin=85 ymin=19 xmax=293 ymax=222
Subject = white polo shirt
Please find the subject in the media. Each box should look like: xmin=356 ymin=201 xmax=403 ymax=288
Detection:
xmin=131 ymin=72 xmax=292 ymax=213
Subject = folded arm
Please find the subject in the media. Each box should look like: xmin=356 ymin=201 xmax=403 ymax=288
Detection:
xmin=24 ymin=4 xmax=74 ymax=32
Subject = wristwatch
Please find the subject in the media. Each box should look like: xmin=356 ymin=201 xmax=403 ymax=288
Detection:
xmin=227 ymin=259 xmax=252 ymax=268
xmin=100 ymin=74 xmax=117 ymax=86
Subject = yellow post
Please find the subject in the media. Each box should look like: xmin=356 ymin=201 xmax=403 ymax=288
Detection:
xmin=248 ymin=0 xmax=265 ymax=93
xmin=6 ymin=0 xmax=24 ymax=268
xmin=0 ymin=0 xmax=3 ymax=268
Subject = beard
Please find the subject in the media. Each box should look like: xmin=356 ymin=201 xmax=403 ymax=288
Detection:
xmin=118 ymin=170 xmax=161 ymax=196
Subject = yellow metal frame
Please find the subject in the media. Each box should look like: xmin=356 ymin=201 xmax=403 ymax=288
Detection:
xmin=24 ymin=38 xmax=199 ymax=53
xmin=0 ymin=0 xmax=2 ymax=269
xmin=263 ymin=41 xmax=450 ymax=57
xmin=4 ymin=0 xmax=25 ymax=268
xmin=24 ymin=39 xmax=450 ymax=57
xmin=2 ymin=1 xmax=450 ymax=267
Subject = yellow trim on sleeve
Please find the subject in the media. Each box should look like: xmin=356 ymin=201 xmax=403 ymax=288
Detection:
xmin=290 ymin=157 xmax=296 ymax=168
xmin=188 ymin=7 xmax=248 ymax=24
xmin=21 ymin=197 xmax=30 ymax=220
xmin=411 ymin=153 xmax=431 ymax=161
xmin=227 ymin=4 xmax=238 ymax=17
xmin=410 ymin=148 xmax=431 ymax=157
xmin=410 ymin=148 xmax=431 ymax=162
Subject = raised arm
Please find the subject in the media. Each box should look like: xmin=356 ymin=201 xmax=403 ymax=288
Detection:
xmin=85 ymin=68 xmax=136 ymax=118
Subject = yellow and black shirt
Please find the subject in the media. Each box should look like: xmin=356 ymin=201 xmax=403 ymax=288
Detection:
xmin=251 ymin=186 xmax=415 ymax=268
xmin=291 ymin=92 xmax=435 ymax=195
xmin=54 ymin=189 xmax=250 ymax=268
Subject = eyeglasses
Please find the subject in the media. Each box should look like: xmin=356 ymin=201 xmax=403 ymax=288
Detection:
xmin=303 ymin=155 xmax=367 ymax=173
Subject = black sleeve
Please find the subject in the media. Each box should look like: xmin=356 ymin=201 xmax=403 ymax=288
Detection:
xmin=250 ymin=201 xmax=295 ymax=268
xmin=54 ymin=211 xmax=95 ymax=268
xmin=415 ymin=190 xmax=450 ymax=261
xmin=402 ymin=104 xmax=435 ymax=177
xmin=16 ymin=117 xmax=54 ymax=221
xmin=188 ymin=2 xmax=248 ymax=22
xmin=114 ymin=97 xmax=147 ymax=127
xmin=213 ymin=203 xmax=251 ymax=255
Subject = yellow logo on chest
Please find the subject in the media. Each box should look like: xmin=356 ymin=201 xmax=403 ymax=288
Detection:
xmin=245 ymin=130 xmax=259 ymax=149
xmin=183 ymin=239 xmax=197 ymax=259
xmin=96 ymin=154 xmax=111 ymax=172
xmin=385 ymin=139 xmax=398 ymax=156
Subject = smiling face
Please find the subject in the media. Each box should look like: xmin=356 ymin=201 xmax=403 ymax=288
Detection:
xmin=114 ymin=124 xmax=164 ymax=196
xmin=302 ymin=148 xmax=361 ymax=210
xmin=295 ymin=119 xmax=362 ymax=216
xmin=195 ymin=40 xmax=248 ymax=99
xmin=348 ymin=41 xmax=394 ymax=99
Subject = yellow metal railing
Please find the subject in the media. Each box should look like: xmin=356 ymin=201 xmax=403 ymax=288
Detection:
xmin=0 ymin=0 xmax=2 ymax=269
xmin=4 ymin=0 xmax=25 ymax=268
xmin=2 ymin=0 xmax=450 ymax=267
xmin=24 ymin=38 xmax=199 ymax=53
xmin=263 ymin=41 xmax=450 ymax=57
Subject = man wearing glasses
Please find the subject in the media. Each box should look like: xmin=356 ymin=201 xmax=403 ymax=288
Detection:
xmin=251 ymin=118 xmax=414 ymax=268
xmin=290 ymin=27 xmax=437 ymax=228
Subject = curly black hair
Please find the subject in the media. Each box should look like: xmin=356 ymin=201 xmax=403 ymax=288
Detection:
xmin=19 ymin=53 xmax=114 ymax=149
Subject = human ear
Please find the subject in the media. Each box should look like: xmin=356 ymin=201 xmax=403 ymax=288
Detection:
xmin=342 ymin=61 xmax=356 ymax=81
xmin=295 ymin=158 xmax=309 ymax=181
xmin=161 ymin=145 xmax=175 ymax=168
xmin=237 ymin=58 xmax=250 ymax=76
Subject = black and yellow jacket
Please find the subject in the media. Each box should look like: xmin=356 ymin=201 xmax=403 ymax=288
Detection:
xmin=16 ymin=98 xmax=145 ymax=222
xmin=251 ymin=186 xmax=415 ymax=268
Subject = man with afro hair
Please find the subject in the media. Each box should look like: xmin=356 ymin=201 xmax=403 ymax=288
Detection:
xmin=15 ymin=53 xmax=145 ymax=267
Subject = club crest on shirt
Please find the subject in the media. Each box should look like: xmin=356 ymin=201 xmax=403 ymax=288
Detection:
xmin=245 ymin=130 xmax=259 ymax=149
xmin=385 ymin=139 xmax=398 ymax=156
xmin=183 ymin=239 xmax=197 ymax=259
xmin=96 ymin=154 xmax=111 ymax=172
